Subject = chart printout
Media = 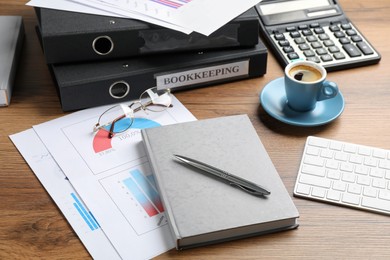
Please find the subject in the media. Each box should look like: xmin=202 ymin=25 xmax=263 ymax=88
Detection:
xmin=10 ymin=129 xmax=121 ymax=260
xmin=33 ymin=96 xmax=197 ymax=259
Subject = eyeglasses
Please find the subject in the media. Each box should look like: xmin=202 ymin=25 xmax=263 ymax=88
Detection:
xmin=93 ymin=87 xmax=172 ymax=138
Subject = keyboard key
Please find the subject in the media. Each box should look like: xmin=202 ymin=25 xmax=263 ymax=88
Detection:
xmin=301 ymin=164 xmax=326 ymax=177
xmin=342 ymin=193 xmax=360 ymax=205
xmin=362 ymin=197 xmax=390 ymax=212
xmin=296 ymin=183 xmax=311 ymax=195
xmin=327 ymin=190 xmax=341 ymax=201
xmin=299 ymin=174 xmax=331 ymax=189
xmin=312 ymin=187 xmax=326 ymax=198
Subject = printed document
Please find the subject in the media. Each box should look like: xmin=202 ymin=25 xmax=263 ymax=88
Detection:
xmin=22 ymin=96 xmax=195 ymax=259
xmin=10 ymin=129 xmax=121 ymax=260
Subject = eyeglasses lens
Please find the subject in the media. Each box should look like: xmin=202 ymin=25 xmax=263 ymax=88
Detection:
xmin=99 ymin=105 xmax=134 ymax=134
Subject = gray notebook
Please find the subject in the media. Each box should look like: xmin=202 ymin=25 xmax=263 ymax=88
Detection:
xmin=141 ymin=114 xmax=299 ymax=249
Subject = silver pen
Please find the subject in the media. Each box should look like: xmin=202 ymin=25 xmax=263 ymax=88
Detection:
xmin=173 ymin=154 xmax=270 ymax=197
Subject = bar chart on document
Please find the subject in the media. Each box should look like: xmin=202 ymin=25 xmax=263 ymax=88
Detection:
xmin=100 ymin=163 xmax=167 ymax=235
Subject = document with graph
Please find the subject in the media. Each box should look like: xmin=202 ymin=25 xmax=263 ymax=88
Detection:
xmin=32 ymin=96 xmax=197 ymax=259
xmin=10 ymin=129 xmax=120 ymax=260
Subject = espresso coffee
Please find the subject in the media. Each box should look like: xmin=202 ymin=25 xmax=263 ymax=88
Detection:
xmin=289 ymin=65 xmax=322 ymax=82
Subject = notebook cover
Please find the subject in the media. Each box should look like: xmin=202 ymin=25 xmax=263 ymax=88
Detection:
xmin=48 ymin=39 xmax=267 ymax=111
xmin=36 ymin=7 xmax=259 ymax=64
xmin=0 ymin=16 xmax=24 ymax=106
xmin=141 ymin=115 xmax=299 ymax=249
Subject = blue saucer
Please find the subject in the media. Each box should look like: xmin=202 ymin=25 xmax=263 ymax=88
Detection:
xmin=260 ymin=77 xmax=345 ymax=127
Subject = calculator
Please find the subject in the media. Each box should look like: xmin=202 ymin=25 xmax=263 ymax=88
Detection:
xmin=255 ymin=0 xmax=381 ymax=71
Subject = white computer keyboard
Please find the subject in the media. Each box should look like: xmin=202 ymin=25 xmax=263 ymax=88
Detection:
xmin=294 ymin=136 xmax=390 ymax=215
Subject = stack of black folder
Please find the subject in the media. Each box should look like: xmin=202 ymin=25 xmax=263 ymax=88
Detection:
xmin=35 ymin=7 xmax=267 ymax=111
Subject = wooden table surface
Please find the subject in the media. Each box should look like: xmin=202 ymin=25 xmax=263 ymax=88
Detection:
xmin=1 ymin=0 xmax=390 ymax=259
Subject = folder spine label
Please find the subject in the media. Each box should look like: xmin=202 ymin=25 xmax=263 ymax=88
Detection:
xmin=156 ymin=60 xmax=249 ymax=90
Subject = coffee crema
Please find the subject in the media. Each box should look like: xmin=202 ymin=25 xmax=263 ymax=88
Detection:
xmin=289 ymin=65 xmax=322 ymax=82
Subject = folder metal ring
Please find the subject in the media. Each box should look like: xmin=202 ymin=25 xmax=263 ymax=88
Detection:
xmin=109 ymin=80 xmax=130 ymax=99
xmin=92 ymin=35 xmax=114 ymax=56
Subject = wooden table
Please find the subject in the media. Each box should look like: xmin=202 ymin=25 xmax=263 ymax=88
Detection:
xmin=1 ymin=0 xmax=390 ymax=259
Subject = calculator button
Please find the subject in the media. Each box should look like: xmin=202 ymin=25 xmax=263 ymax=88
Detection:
xmin=334 ymin=52 xmax=346 ymax=60
xmin=334 ymin=31 xmax=346 ymax=38
xmin=357 ymin=42 xmax=374 ymax=55
xmin=323 ymin=40 xmax=335 ymax=47
xmin=329 ymin=25 xmax=340 ymax=32
xmin=328 ymin=46 xmax=340 ymax=53
xmin=341 ymin=23 xmax=352 ymax=30
xmin=307 ymin=56 xmax=320 ymax=63
xmin=283 ymin=46 xmax=295 ymax=53
xmin=311 ymin=42 xmax=322 ymax=49
xmin=306 ymin=35 xmax=317 ymax=42
xmin=316 ymin=48 xmax=328 ymax=55
xmin=310 ymin=23 xmax=320 ymax=28
xmin=290 ymin=31 xmax=301 ymax=38
xmin=346 ymin=29 xmax=357 ymax=36
xmin=318 ymin=33 xmax=330 ymax=41
xmin=314 ymin=27 xmax=325 ymax=34
xmin=351 ymin=35 xmax=363 ymax=42
xmin=343 ymin=44 xmax=362 ymax=57
xmin=302 ymin=29 xmax=313 ymax=36
xmin=287 ymin=52 xmax=300 ymax=60
xmin=304 ymin=50 xmax=316 ymax=57
xmin=274 ymin=33 xmax=285 ymax=41
xmin=339 ymin=38 xmax=351 ymax=45
xmin=321 ymin=54 xmax=333 ymax=62
xmin=294 ymin=37 xmax=306 ymax=44
xmin=279 ymin=40 xmax=290 ymax=47
xmin=299 ymin=43 xmax=311 ymax=51
xmin=286 ymin=26 xmax=297 ymax=32
xmin=299 ymin=24 xmax=309 ymax=30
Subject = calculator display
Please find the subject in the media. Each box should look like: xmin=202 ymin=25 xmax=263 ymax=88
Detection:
xmin=259 ymin=0 xmax=331 ymax=16
xmin=255 ymin=0 xmax=381 ymax=71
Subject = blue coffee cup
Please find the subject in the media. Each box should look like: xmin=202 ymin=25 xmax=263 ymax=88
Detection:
xmin=284 ymin=61 xmax=339 ymax=112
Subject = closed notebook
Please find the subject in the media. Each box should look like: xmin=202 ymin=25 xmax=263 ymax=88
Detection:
xmin=141 ymin=114 xmax=299 ymax=249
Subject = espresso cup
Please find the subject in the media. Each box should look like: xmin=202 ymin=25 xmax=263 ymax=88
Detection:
xmin=284 ymin=61 xmax=339 ymax=112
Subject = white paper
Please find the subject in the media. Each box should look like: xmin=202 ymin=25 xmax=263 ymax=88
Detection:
xmin=10 ymin=129 xmax=121 ymax=260
xmin=32 ymin=96 xmax=196 ymax=259
xmin=98 ymin=0 xmax=262 ymax=35
xmin=26 ymin=0 xmax=191 ymax=33
xmin=27 ymin=0 xmax=262 ymax=36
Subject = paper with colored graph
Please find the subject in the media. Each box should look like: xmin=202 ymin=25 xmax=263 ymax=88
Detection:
xmin=10 ymin=129 xmax=121 ymax=260
xmin=32 ymin=96 xmax=196 ymax=259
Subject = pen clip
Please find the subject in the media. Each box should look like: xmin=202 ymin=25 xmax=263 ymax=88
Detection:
xmin=230 ymin=182 xmax=269 ymax=197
